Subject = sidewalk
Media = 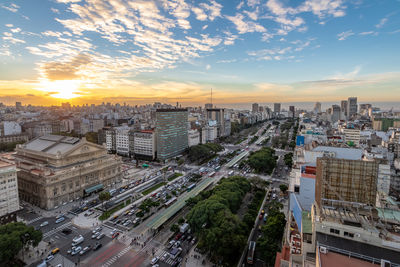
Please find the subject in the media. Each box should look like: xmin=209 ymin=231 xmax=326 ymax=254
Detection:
xmin=72 ymin=211 xmax=101 ymax=229
xmin=182 ymin=246 xmax=213 ymax=267
xmin=18 ymin=240 xmax=52 ymax=266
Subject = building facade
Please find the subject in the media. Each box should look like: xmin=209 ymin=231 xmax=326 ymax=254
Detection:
xmin=156 ymin=109 xmax=188 ymax=161
xmin=15 ymin=135 xmax=122 ymax=210
xmin=0 ymin=156 xmax=19 ymax=224
xmin=134 ymin=130 xmax=156 ymax=160
xmin=347 ymin=97 xmax=358 ymax=118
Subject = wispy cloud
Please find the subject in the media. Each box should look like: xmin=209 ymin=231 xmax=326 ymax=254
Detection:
xmin=376 ymin=17 xmax=388 ymax=28
xmin=337 ymin=30 xmax=354 ymax=41
xmin=0 ymin=3 xmax=19 ymax=13
xmin=226 ymin=13 xmax=266 ymax=34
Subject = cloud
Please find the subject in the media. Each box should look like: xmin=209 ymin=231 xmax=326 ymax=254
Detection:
xmin=206 ymin=64 xmax=211 ymax=70
xmin=359 ymin=31 xmax=375 ymax=36
xmin=41 ymin=53 xmax=91 ymax=81
xmin=226 ymin=13 xmax=266 ymax=34
xmin=337 ymin=30 xmax=354 ymax=41
xmin=41 ymin=31 xmax=63 ymax=37
xmin=192 ymin=0 xmax=223 ymax=21
xmin=2 ymin=32 xmax=25 ymax=44
xmin=10 ymin=28 xmax=21 ymax=33
xmin=0 ymin=3 xmax=19 ymax=13
xmin=5 ymin=24 xmax=13 ymax=28
xmin=217 ymin=59 xmax=237 ymax=63
xmin=51 ymin=8 xmax=60 ymax=14
xmin=376 ymin=17 xmax=388 ymax=28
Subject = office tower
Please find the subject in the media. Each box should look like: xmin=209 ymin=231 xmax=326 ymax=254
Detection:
xmin=206 ymin=108 xmax=227 ymax=137
xmin=0 ymin=155 xmax=19 ymax=224
xmin=15 ymin=135 xmax=122 ymax=209
xmin=274 ymin=103 xmax=281 ymax=114
xmin=156 ymin=109 xmax=188 ymax=160
xmin=289 ymin=106 xmax=295 ymax=118
xmin=314 ymin=102 xmax=321 ymax=114
xmin=340 ymin=100 xmax=348 ymax=117
xmin=205 ymin=103 xmax=213 ymax=109
xmin=315 ymin=157 xmax=379 ymax=207
xmin=347 ymin=97 xmax=357 ymax=118
xmin=252 ymin=103 xmax=259 ymax=113
xmin=331 ymin=105 xmax=341 ymax=122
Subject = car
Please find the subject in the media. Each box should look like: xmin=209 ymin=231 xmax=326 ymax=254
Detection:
xmin=67 ymin=246 xmax=76 ymax=254
xmin=91 ymin=232 xmax=100 ymax=239
xmin=55 ymin=217 xmax=65 ymax=224
xmin=92 ymin=226 xmax=102 ymax=234
xmin=174 ymin=233 xmax=182 ymax=240
xmin=96 ymin=233 xmax=105 ymax=240
xmin=51 ymin=248 xmax=60 ymax=255
xmin=40 ymin=221 xmax=49 ymax=227
xmin=62 ymin=228 xmax=72 ymax=235
xmin=191 ymin=237 xmax=197 ymax=244
xmin=186 ymin=235 xmax=192 ymax=241
xmin=151 ymin=256 xmax=159 ymax=265
xmin=71 ymin=246 xmax=82 ymax=256
xmin=110 ymin=229 xmax=117 ymax=235
xmin=45 ymin=254 xmax=54 ymax=262
xmin=167 ymin=240 xmax=176 ymax=249
xmin=174 ymin=241 xmax=181 ymax=248
xmin=160 ymin=252 xmax=169 ymax=261
xmin=112 ymin=232 xmax=120 ymax=239
xmin=79 ymin=246 xmax=91 ymax=255
xmin=123 ymin=220 xmax=132 ymax=226
xmin=93 ymin=242 xmax=102 ymax=251
xmin=180 ymin=234 xmax=186 ymax=241
xmin=152 ymin=265 xmax=159 ymax=267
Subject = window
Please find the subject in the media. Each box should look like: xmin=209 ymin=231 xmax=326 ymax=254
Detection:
xmin=344 ymin=231 xmax=354 ymax=238
xmin=330 ymin=228 xmax=340 ymax=235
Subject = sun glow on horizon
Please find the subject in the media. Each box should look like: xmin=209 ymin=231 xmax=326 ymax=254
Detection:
xmin=36 ymin=79 xmax=82 ymax=99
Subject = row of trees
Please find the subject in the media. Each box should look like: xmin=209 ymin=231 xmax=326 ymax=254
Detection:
xmin=188 ymin=143 xmax=224 ymax=163
xmin=246 ymin=147 xmax=278 ymax=174
xmin=0 ymin=141 xmax=25 ymax=152
xmin=257 ymin=201 xmax=287 ymax=266
xmin=186 ymin=176 xmax=252 ymax=266
xmin=283 ymin=152 xmax=293 ymax=167
xmin=0 ymin=222 xmax=43 ymax=265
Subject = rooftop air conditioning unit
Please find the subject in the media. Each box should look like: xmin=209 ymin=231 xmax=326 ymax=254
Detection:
xmin=319 ymin=246 xmax=327 ymax=254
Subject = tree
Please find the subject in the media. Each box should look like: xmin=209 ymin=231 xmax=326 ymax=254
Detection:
xmin=170 ymin=224 xmax=179 ymax=233
xmin=85 ymin=132 xmax=98 ymax=144
xmin=99 ymin=191 xmax=111 ymax=209
xmin=279 ymin=184 xmax=288 ymax=194
xmin=0 ymin=222 xmax=42 ymax=264
xmin=178 ymin=218 xmax=185 ymax=225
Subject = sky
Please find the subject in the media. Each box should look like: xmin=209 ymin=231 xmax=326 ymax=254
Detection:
xmin=0 ymin=0 xmax=399 ymax=108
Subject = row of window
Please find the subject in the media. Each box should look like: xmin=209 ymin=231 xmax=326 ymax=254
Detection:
xmin=329 ymin=228 xmax=355 ymax=238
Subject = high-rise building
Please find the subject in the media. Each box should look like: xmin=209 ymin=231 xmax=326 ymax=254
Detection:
xmin=156 ymin=109 xmax=188 ymax=160
xmin=316 ymin=157 xmax=379 ymax=207
xmin=289 ymin=106 xmax=295 ymax=118
xmin=347 ymin=97 xmax=357 ymax=118
xmin=15 ymin=135 xmax=122 ymax=209
xmin=252 ymin=103 xmax=259 ymax=113
xmin=205 ymin=103 xmax=213 ymax=109
xmin=206 ymin=108 xmax=227 ymax=137
xmin=15 ymin=102 xmax=22 ymax=111
xmin=0 ymin=155 xmax=19 ymax=224
xmin=274 ymin=103 xmax=281 ymax=114
xmin=314 ymin=102 xmax=322 ymax=114
xmin=331 ymin=105 xmax=341 ymax=122
xmin=340 ymin=100 xmax=348 ymax=117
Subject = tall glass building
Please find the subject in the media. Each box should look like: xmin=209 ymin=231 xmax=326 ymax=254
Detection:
xmin=156 ymin=109 xmax=188 ymax=161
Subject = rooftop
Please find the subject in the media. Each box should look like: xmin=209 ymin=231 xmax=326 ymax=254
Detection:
xmin=313 ymin=146 xmax=363 ymax=160
xmin=21 ymin=134 xmax=81 ymax=156
xmin=319 ymin=249 xmax=378 ymax=267
xmin=0 ymin=159 xmax=13 ymax=168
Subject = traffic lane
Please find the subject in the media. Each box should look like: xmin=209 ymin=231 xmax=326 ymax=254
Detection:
xmin=31 ymin=216 xmax=71 ymax=233
xmin=83 ymin=240 xmax=126 ymax=267
xmin=61 ymin=229 xmax=114 ymax=263
xmin=117 ymin=250 xmax=146 ymax=267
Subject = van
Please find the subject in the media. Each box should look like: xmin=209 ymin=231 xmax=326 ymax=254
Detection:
xmin=72 ymin=235 xmax=84 ymax=246
xmin=51 ymin=248 xmax=60 ymax=255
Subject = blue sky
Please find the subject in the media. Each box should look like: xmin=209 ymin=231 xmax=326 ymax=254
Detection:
xmin=0 ymin=0 xmax=399 ymax=106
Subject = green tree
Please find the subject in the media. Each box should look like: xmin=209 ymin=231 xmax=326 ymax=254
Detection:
xmin=279 ymin=184 xmax=288 ymax=194
xmin=178 ymin=217 xmax=185 ymax=225
xmin=99 ymin=191 xmax=111 ymax=209
xmin=0 ymin=222 xmax=43 ymax=264
xmin=170 ymin=224 xmax=179 ymax=233
xmin=85 ymin=132 xmax=98 ymax=144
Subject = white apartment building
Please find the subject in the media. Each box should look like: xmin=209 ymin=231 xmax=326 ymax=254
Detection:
xmin=188 ymin=129 xmax=200 ymax=147
xmin=343 ymin=128 xmax=361 ymax=146
xmin=115 ymin=125 xmax=130 ymax=156
xmin=0 ymin=121 xmax=21 ymax=136
xmin=134 ymin=130 xmax=156 ymax=160
xmin=0 ymin=156 xmax=19 ymax=224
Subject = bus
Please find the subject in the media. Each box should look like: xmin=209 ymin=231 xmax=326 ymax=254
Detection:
xmin=247 ymin=241 xmax=256 ymax=265
xmin=208 ymin=171 xmax=216 ymax=177
xmin=164 ymin=197 xmax=177 ymax=208
xmin=187 ymin=183 xmax=196 ymax=192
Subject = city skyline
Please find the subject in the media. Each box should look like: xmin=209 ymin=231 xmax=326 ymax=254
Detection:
xmin=1 ymin=0 xmax=400 ymax=106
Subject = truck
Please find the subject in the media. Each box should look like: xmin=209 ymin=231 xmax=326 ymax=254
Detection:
xmin=180 ymin=223 xmax=189 ymax=234
xmin=72 ymin=235 xmax=84 ymax=246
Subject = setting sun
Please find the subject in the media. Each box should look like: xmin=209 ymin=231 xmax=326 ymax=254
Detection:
xmin=36 ymin=79 xmax=82 ymax=99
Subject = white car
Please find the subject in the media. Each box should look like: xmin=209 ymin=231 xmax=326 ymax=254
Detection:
xmin=91 ymin=232 xmax=100 ymax=239
xmin=71 ymin=246 xmax=82 ymax=256
xmin=92 ymin=226 xmax=102 ymax=234
xmin=79 ymin=246 xmax=90 ymax=255
xmin=151 ymin=257 xmax=159 ymax=265
xmin=40 ymin=221 xmax=49 ymax=227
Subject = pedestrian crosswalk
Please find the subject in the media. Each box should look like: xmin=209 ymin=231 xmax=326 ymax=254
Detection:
xmin=43 ymin=222 xmax=72 ymax=238
xmin=27 ymin=216 xmax=43 ymax=224
xmin=102 ymin=246 xmax=132 ymax=267
xmin=153 ymin=248 xmax=181 ymax=266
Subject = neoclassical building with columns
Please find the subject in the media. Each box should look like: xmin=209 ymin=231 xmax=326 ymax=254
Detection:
xmin=15 ymin=134 xmax=122 ymax=210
